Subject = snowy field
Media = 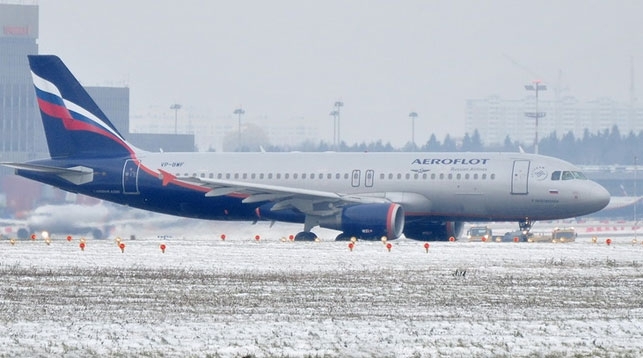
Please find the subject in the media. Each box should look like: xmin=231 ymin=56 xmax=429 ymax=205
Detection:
xmin=1 ymin=222 xmax=643 ymax=357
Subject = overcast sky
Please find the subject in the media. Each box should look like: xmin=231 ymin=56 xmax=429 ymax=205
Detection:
xmin=38 ymin=0 xmax=643 ymax=146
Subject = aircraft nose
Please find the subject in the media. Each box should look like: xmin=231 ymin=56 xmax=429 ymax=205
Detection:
xmin=589 ymin=182 xmax=611 ymax=212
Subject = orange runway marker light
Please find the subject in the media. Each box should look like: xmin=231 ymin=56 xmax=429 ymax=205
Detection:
xmin=386 ymin=242 xmax=392 ymax=252
xmin=119 ymin=242 xmax=126 ymax=253
xmin=348 ymin=242 xmax=354 ymax=252
xmin=66 ymin=235 xmax=72 ymax=242
xmin=220 ymin=234 xmax=226 ymax=241
xmin=160 ymin=243 xmax=166 ymax=253
xmin=79 ymin=242 xmax=86 ymax=251
xmin=606 ymin=238 xmax=612 ymax=246
xmin=254 ymin=235 xmax=261 ymax=242
xmin=424 ymin=242 xmax=430 ymax=253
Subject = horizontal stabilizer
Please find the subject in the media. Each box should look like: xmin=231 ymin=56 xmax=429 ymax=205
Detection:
xmin=1 ymin=163 xmax=94 ymax=185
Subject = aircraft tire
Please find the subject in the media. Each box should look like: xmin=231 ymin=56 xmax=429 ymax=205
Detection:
xmin=92 ymin=229 xmax=104 ymax=240
xmin=294 ymin=231 xmax=318 ymax=241
xmin=17 ymin=228 xmax=29 ymax=240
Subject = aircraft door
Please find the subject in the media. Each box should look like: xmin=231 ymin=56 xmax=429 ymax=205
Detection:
xmin=351 ymin=170 xmax=361 ymax=187
xmin=511 ymin=160 xmax=530 ymax=195
xmin=122 ymin=159 xmax=140 ymax=194
xmin=365 ymin=169 xmax=374 ymax=187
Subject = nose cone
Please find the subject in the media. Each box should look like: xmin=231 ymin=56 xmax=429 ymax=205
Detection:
xmin=587 ymin=182 xmax=611 ymax=213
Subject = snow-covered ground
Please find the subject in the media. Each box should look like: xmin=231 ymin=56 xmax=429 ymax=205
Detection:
xmin=1 ymin=221 xmax=642 ymax=357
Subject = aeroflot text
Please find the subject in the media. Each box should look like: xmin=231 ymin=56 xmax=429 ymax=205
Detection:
xmin=411 ymin=158 xmax=490 ymax=165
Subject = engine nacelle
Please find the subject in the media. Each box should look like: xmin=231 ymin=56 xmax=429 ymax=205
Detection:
xmin=317 ymin=203 xmax=405 ymax=240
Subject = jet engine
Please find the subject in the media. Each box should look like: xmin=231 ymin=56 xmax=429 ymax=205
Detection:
xmin=316 ymin=203 xmax=405 ymax=240
xmin=256 ymin=202 xmax=405 ymax=240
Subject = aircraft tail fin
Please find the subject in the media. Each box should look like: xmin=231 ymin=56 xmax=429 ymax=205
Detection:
xmin=28 ymin=55 xmax=134 ymax=159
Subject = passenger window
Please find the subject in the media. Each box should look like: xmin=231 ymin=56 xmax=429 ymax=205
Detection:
xmin=431 ymin=173 xmax=436 ymax=180
xmin=302 ymin=173 xmax=306 ymax=179
xmin=482 ymin=174 xmax=486 ymax=180
xmin=439 ymin=173 xmax=444 ymax=180
xmin=490 ymin=174 xmax=496 ymax=180
xmin=405 ymin=173 xmax=410 ymax=180
xmin=217 ymin=173 xmax=222 ymax=179
xmin=551 ymin=171 xmax=561 ymax=180
xmin=344 ymin=173 xmax=349 ymax=180
xmin=422 ymin=173 xmax=427 ymax=179
xmin=294 ymin=173 xmax=298 ymax=179
xmin=456 ymin=173 xmax=461 ymax=180
xmin=473 ymin=173 xmax=478 ymax=180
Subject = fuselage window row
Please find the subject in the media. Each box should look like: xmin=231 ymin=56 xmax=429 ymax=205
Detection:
xmin=178 ymin=172 xmax=497 ymax=181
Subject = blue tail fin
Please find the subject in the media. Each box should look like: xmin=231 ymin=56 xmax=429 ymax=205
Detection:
xmin=28 ymin=55 xmax=134 ymax=159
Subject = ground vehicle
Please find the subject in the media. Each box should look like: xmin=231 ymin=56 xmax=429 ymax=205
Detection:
xmin=551 ymin=228 xmax=576 ymax=243
xmin=466 ymin=226 xmax=493 ymax=242
xmin=526 ymin=227 xmax=576 ymax=243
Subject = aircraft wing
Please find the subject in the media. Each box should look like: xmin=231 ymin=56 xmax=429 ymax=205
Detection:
xmin=159 ymin=170 xmax=390 ymax=215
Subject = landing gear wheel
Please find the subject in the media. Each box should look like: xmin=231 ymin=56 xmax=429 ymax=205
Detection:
xmin=335 ymin=233 xmax=355 ymax=241
xmin=518 ymin=218 xmax=533 ymax=233
xmin=294 ymin=231 xmax=318 ymax=241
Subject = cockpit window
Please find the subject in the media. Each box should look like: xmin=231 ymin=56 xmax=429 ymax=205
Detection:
xmin=572 ymin=171 xmax=587 ymax=180
xmin=562 ymin=171 xmax=574 ymax=180
xmin=551 ymin=170 xmax=588 ymax=181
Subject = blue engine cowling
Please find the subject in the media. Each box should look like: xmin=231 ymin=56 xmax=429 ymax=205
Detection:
xmin=256 ymin=202 xmax=405 ymax=240
xmin=317 ymin=203 xmax=405 ymax=240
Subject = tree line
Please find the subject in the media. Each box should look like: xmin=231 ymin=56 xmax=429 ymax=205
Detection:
xmin=260 ymin=125 xmax=642 ymax=165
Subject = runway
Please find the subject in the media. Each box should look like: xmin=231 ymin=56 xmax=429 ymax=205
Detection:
xmin=1 ymin=222 xmax=642 ymax=357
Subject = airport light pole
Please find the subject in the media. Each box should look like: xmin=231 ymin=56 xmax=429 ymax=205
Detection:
xmin=170 ymin=104 xmax=182 ymax=134
xmin=524 ymin=80 xmax=546 ymax=154
xmin=234 ymin=107 xmax=245 ymax=151
xmin=334 ymin=100 xmax=343 ymax=151
xmin=329 ymin=110 xmax=339 ymax=149
xmin=409 ymin=111 xmax=418 ymax=146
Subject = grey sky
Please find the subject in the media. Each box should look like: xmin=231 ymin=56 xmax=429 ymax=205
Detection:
xmin=38 ymin=0 xmax=643 ymax=146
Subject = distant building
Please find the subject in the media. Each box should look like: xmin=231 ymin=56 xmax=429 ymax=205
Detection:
xmin=466 ymin=95 xmax=643 ymax=146
xmin=85 ymin=86 xmax=130 ymax=137
xmin=0 ymin=2 xmax=44 ymax=165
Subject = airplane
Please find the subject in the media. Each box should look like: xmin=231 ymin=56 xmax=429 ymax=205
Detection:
xmin=0 ymin=201 xmax=179 ymax=240
xmin=1 ymin=55 xmax=611 ymax=241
